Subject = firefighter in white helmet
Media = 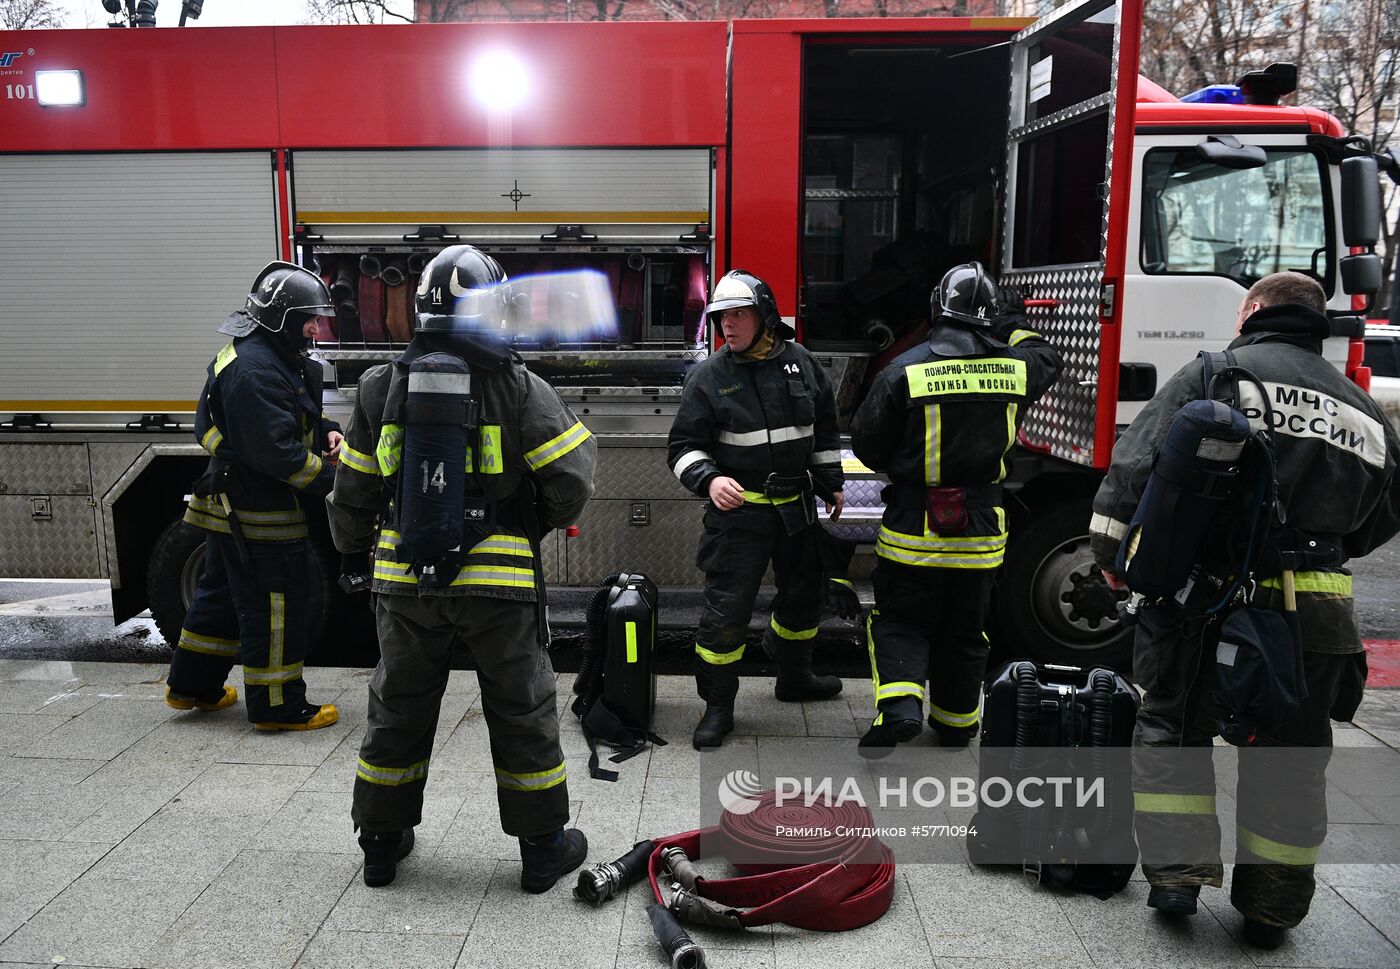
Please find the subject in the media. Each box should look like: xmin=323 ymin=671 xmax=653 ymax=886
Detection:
xmin=667 ymin=269 xmax=846 ymax=750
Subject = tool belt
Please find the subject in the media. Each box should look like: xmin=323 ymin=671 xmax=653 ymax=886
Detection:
xmin=644 ymin=789 xmax=896 ymax=932
xmin=881 ymin=482 xmax=1002 ymax=535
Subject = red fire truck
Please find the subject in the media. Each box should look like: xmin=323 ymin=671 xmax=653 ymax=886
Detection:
xmin=0 ymin=0 xmax=1384 ymax=668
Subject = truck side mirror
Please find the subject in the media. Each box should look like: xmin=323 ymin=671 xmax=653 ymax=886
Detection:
xmin=1341 ymin=156 xmax=1381 ymax=249
xmin=1340 ymin=253 xmax=1382 ymax=297
xmin=1195 ymin=135 xmax=1266 ymax=170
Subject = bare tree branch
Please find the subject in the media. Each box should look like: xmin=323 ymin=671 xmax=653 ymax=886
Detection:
xmin=0 ymin=0 xmax=65 ymax=29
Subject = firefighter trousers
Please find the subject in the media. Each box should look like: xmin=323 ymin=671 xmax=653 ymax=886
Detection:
xmin=693 ymin=519 xmax=824 ymax=693
xmin=1131 ymin=602 xmax=1369 ymax=928
xmin=352 ymin=592 xmax=569 ymax=838
xmin=167 ymin=531 xmax=314 ymax=722
xmin=867 ymin=560 xmax=994 ymax=738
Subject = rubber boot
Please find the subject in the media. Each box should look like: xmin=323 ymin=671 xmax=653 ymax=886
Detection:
xmin=253 ymin=701 xmax=339 ymax=732
xmin=1147 ymin=884 xmax=1200 ymax=916
xmin=519 ymin=828 xmax=589 ymax=894
xmin=166 ymin=685 xmax=238 ymax=712
xmin=928 ymin=717 xmax=979 ymax=749
xmin=1242 ymin=919 xmax=1288 ymax=949
xmin=766 ymin=632 xmax=842 ymax=703
xmin=359 ymin=828 xmax=415 ymax=887
xmin=692 ymin=660 xmax=738 ymax=750
xmin=858 ymin=716 xmax=922 ymax=760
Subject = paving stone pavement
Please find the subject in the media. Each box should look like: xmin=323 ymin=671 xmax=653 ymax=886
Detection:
xmin=0 ymin=659 xmax=1397 ymax=969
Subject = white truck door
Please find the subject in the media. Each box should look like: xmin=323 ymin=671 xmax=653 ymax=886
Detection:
xmin=1000 ymin=0 xmax=1142 ymax=469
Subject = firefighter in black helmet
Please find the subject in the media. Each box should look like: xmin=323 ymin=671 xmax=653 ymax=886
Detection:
xmin=165 ymin=262 xmax=342 ymax=731
xmin=667 ymin=269 xmax=846 ymax=750
xmin=850 ymin=262 xmax=1062 ymax=757
xmin=326 ymin=245 xmax=597 ymax=892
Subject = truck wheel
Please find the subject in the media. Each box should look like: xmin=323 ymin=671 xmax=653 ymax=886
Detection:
xmin=992 ymin=499 xmax=1132 ymax=674
xmin=146 ymin=520 xmax=333 ymax=654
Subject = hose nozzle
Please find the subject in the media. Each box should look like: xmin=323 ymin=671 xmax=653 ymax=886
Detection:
xmin=648 ymin=902 xmax=707 ymax=969
xmin=572 ymin=840 xmax=654 ymax=907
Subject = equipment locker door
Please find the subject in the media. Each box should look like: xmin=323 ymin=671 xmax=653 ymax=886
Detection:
xmin=1000 ymin=0 xmax=1142 ymax=468
xmin=0 ymin=152 xmax=281 ymax=423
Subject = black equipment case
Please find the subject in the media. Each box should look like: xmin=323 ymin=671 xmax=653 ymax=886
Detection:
xmin=967 ymin=661 xmax=1140 ymax=898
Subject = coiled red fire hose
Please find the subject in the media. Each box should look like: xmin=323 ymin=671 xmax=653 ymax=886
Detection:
xmin=646 ymin=789 xmax=896 ymax=931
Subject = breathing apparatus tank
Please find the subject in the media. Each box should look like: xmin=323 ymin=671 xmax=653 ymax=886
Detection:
xmin=397 ymin=351 xmax=477 ymax=585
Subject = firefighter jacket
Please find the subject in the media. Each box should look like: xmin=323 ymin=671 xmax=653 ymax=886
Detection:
xmin=326 ymin=345 xmax=596 ymax=601
xmin=666 ymin=340 xmax=843 ymax=530
xmin=183 ymin=332 xmax=339 ymax=543
xmin=1091 ymin=303 xmax=1400 ymax=650
xmin=850 ymin=317 xmax=1062 ymax=569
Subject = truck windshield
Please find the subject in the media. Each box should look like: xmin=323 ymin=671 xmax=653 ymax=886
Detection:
xmin=1141 ymin=147 xmax=1331 ymax=292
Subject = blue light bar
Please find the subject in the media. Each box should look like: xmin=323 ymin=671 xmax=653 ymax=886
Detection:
xmin=1181 ymin=84 xmax=1245 ymax=105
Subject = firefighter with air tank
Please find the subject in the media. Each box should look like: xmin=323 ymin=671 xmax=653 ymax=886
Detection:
xmin=326 ymin=245 xmax=597 ymax=893
xmin=850 ymin=263 xmax=1062 ymax=758
xmin=667 ymin=270 xmax=848 ymax=750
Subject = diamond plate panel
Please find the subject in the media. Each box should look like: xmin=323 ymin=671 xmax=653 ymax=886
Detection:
xmin=0 ymin=496 xmax=100 ymax=578
xmin=591 ymin=442 xmax=695 ymax=500
xmin=1003 ymin=264 xmax=1102 ymax=467
xmin=564 ymin=498 xmax=706 ymax=587
xmin=88 ymin=444 xmax=149 ymax=500
xmin=0 ymin=444 xmax=89 ymax=496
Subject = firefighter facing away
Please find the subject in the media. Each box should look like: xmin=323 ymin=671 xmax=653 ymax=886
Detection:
xmin=667 ymin=269 xmax=847 ymax=750
xmin=1092 ymin=272 xmax=1400 ymax=947
xmin=850 ymin=262 xmax=1062 ymax=757
xmin=326 ymin=245 xmax=597 ymax=892
xmin=165 ymin=262 xmax=343 ymax=731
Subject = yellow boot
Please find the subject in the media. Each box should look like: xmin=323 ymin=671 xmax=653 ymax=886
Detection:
xmin=166 ymin=685 xmax=238 ymax=712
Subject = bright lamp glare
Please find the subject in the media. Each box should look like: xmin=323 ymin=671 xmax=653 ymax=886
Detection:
xmin=470 ymin=51 xmax=530 ymax=112
xmin=34 ymin=70 xmax=84 ymax=107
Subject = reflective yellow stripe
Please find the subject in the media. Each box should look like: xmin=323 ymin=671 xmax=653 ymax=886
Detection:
xmin=356 ymin=757 xmax=430 ymax=787
xmin=286 ymin=451 xmax=323 ymax=489
xmin=200 ymin=424 xmax=223 ymax=455
xmin=243 ymin=662 xmax=304 ymax=686
xmin=626 ymin=622 xmax=638 ymax=663
xmin=831 ymin=578 xmax=854 ymax=589
xmin=696 ymin=642 xmax=744 ymax=665
xmin=468 ymin=535 xmax=534 ymax=558
xmin=866 ymin=610 xmax=879 ymax=702
xmin=339 ymin=443 xmax=378 ymax=476
xmin=923 ymin=404 xmax=936 ymax=484
xmin=182 ymin=508 xmax=233 ymax=535
xmin=451 ymin=566 xmax=536 ymax=589
xmin=267 ymin=591 xmax=285 ymax=706
xmin=876 ymin=681 xmax=925 ymax=702
xmin=1008 ymin=328 xmax=1041 ymax=347
xmin=877 ymin=523 xmax=1009 ymax=550
xmin=525 ymin=420 xmax=591 ymax=471
xmin=769 ymin=616 xmax=817 ymax=641
xmin=929 ymin=701 xmax=980 ymax=728
xmin=214 ymin=342 xmax=238 ymax=376
xmin=177 ymin=628 xmax=239 ymax=657
xmin=495 ymin=762 xmax=567 ymax=792
xmin=739 ymin=490 xmax=800 ymax=505
xmin=1238 ymin=826 xmax=1321 ymax=866
xmin=933 ymin=404 xmax=942 ymax=482
xmin=1259 ymin=572 xmax=1352 ymax=596
xmin=1134 ymin=792 xmax=1217 ymax=815
xmin=995 ymin=403 xmax=1017 ymax=483
xmin=376 ymin=423 xmax=404 ymax=476
xmin=876 ymin=540 xmax=1006 ymax=569
xmin=479 ymin=424 xmax=504 ymax=475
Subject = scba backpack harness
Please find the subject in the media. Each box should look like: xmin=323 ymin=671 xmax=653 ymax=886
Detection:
xmin=1117 ymin=351 xmax=1314 ymax=745
xmin=570 ymin=573 xmax=667 ymax=780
